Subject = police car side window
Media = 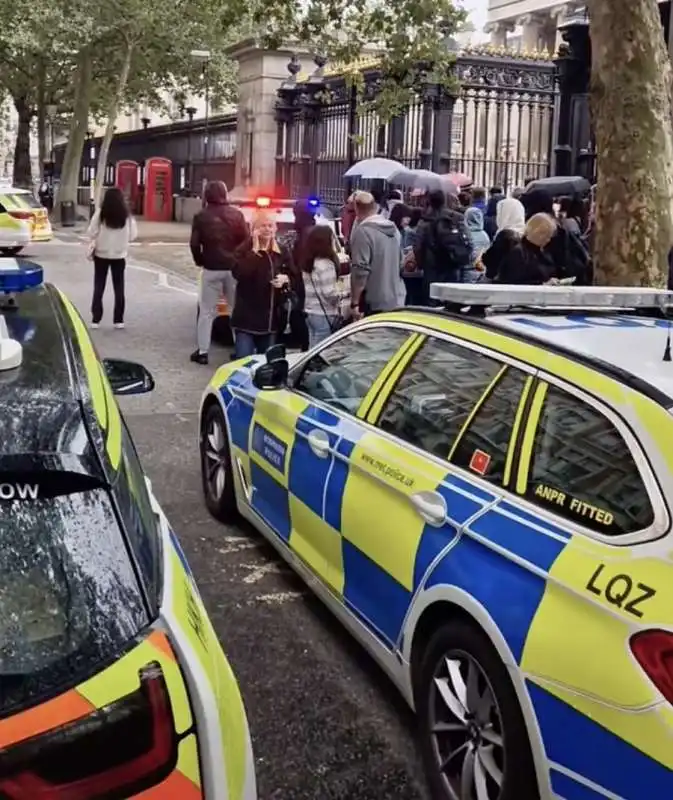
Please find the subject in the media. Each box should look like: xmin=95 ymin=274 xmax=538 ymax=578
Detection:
xmin=377 ymin=337 xmax=502 ymax=460
xmin=526 ymin=385 xmax=654 ymax=535
xmin=450 ymin=366 xmax=528 ymax=485
xmin=0 ymin=201 xmax=5 ymax=214
xmin=294 ymin=327 xmax=410 ymax=414
xmin=113 ymin=419 xmax=161 ymax=609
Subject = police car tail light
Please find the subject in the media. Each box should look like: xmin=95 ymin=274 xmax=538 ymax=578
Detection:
xmin=8 ymin=211 xmax=32 ymax=221
xmin=630 ymin=630 xmax=673 ymax=705
xmin=0 ymin=662 xmax=178 ymax=798
xmin=256 ymin=196 xmax=271 ymax=208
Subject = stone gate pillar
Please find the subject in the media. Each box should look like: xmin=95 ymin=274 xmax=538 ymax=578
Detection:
xmin=226 ymin=38 xmax=311 ymax=193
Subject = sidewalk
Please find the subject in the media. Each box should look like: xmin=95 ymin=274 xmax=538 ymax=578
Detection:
xmin=54 ymin=208 xmax=191 ymax=244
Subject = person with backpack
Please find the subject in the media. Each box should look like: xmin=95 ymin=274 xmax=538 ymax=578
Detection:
xmin=413 ymin=189 xmax=472 ymax=304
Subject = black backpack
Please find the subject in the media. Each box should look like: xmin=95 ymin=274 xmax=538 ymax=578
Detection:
xmin=431 ymin=216 xmax=473 ymax=268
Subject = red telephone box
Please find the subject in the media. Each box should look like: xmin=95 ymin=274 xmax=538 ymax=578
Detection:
xmin=143 ymin=157 xmax=173 ymax=222
xmin=115 ymin=160 xmax=139 ymax=212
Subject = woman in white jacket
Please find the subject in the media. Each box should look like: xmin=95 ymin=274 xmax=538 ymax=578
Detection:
xmin=86 ymin=187 xmax=137 ymax=329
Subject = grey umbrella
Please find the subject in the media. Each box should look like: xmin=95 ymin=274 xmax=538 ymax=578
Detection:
xmin=387 ymin=168 xmax=459 ymax=196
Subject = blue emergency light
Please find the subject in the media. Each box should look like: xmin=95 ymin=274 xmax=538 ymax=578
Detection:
xmin=0 ymin=261 xmax=43 ymax=294
xmin=307 ymin=196 xmax=320 ymax=208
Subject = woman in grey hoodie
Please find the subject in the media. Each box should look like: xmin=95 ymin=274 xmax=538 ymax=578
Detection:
xmin=464 ymin=207 xmax=490 ymax=282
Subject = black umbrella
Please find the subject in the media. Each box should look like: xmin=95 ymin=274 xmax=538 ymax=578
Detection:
xmin=524 ymin=176 xmax=591 ymax=197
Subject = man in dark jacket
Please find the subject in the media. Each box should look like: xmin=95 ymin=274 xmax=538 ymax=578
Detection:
xmin=189 ymin=180 xmax=248 ymax=365
xmin=414 ymin=190 xmax=473 ymax=304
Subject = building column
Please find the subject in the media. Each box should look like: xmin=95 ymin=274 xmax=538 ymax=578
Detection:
xmin=484 ymin=21 xmax=513 ymax=48
xmin=517 ymin=13 xmax=546 ymax=52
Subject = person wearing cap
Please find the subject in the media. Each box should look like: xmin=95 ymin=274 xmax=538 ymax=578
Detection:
xmin=189 ymin=180 xmax=248 ymax=365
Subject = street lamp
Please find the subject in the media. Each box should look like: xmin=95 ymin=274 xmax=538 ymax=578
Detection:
xmin=190 ymin=49 xmax=211 ymax=193
xmin=185 ymin=106 xmax=197 ymax=193
xmin=45 ymin=104 xmax=58 ymax=195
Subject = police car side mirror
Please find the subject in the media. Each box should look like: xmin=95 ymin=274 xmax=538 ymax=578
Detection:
xmin=103 ymin=358 xmax=155 ymax=395
xmin=265 ymin=343 xmax=286 ymax=363
xmin=252 ymin=360 xmax=288 ymax=391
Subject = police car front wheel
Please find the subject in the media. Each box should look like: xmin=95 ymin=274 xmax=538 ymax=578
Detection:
xmin=415 ymin=619 xmax=539 ymax=800
xmin=200 ymin=403 xmax=237 ymax=522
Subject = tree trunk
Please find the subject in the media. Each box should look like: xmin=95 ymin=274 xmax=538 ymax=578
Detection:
xmin=588 ymin=0 xmax=673 ymax=285
xmin=12 ymin=95 xmax=33 ymax=189
xmin=94 ymin=39 xmax=134 ymax=208
xmin=37 ymin=58 xmax=47 ymax=175
xmin=55 ymin=49 xmax=93 ymax=217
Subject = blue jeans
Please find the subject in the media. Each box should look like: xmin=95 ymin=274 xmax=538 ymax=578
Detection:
xmin=306 ymin=313 xmax=333 ymax=348
xmin=233 ymin=331 xmax=276 ymax=359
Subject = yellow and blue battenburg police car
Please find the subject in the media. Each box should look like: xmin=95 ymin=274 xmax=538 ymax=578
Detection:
xmin=201 ymin=282 xmax=673 ymax=800
xmin=0 ymin=260 xmax=256 ymax=799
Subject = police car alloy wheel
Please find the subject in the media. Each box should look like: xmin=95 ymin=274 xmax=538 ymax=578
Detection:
xmin=415 ymin=620 xmax=539 ymax=800
xmin=200 ymin=403 xmax=237 ymax=522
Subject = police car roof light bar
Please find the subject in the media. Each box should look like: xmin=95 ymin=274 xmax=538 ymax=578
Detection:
xmin=0 ymin=315 xmax=22 ymax=371
xmin=429 ymin=283 xmax=673 ymax=310
xmin=0 ymin=260 xmax=43 ymax=297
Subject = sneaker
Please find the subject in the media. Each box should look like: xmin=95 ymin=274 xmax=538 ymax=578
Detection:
xmin=90 ymin=322 xmax=100 ymax=329
xmin=114 ymin=323 xmax=125 ymax=329
xmin=190 ymin=349 xmax=208 ymax=365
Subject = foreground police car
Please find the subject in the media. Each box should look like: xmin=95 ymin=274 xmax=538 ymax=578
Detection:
xmin=0 ymin=261 xmax=255 ymax=799
xmin=200 ymin=283 xmax=673 ymax=800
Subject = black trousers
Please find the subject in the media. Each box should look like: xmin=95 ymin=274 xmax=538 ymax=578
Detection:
xmin=92 ymin=257 xmax=126 ymax=324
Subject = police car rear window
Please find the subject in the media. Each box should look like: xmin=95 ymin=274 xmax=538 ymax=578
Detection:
xmin=0 ymin=479 xmax=148 ymax=715
xmin=5 ymin=193 xmax=41 ymax=209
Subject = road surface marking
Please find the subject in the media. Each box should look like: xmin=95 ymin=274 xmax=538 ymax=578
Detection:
xmin=252 ymin=591 xmax=305 ymax=605
xmin=217 ymin=540 xmax=259 ymax=555
xmin=240 ymin=562 xmax=284 ymax=584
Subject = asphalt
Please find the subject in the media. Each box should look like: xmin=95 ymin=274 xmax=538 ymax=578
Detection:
xmin=20 ymin=237 xmax=429 ymax=800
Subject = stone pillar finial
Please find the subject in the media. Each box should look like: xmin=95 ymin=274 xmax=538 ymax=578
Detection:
xmin=287 ymin=54 xmax=301 ymax=81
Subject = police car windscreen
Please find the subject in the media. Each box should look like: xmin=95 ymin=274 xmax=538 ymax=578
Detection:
xmin=6 ymin=193 xmax=41 ymax=209
xmin=0 ymin=475 xmax=148 ymax=714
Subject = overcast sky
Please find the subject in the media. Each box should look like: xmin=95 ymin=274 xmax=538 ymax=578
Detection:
xmin=462 ymin=0 xmax=488 ymax=33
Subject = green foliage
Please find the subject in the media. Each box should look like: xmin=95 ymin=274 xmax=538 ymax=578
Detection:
xmin=250 ymin=0 xmax=466 ymax=117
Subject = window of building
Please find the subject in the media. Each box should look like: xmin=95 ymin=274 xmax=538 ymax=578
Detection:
xmin=376 ymin=337 xmax=503 ymax=460
xmin=526 ymin=385 xmax=654 ymax=535
xmin=294 ymin=327 xmax=411 ymax=415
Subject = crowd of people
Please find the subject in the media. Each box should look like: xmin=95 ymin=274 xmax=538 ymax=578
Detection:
xmin=83 ymin=177 xmax=596 ymax=364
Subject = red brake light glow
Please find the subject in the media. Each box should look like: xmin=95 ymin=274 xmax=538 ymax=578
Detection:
xmin=0 ymin=662 xmax=178 ymax=799
xmin=630 ymin=629 xmax=673 ymax=705
xmin=255 ymin=196 xmax=271 ymax=208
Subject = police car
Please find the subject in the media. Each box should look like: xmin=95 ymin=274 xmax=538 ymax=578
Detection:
xmin=199 ymin=283 xmax=673 ymax=800
xmin=0 ymin=261 xmax=256 ymax=799
xmin=0 ymin=197 xmax=31 ymax=256
xmin=204 ymin=196 xmax=347 ymax=345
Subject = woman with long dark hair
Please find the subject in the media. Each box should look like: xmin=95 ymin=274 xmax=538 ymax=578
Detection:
xmin=302 ymin=225 xmax=344 ymax=347
xmin=86 ymin=187 xmax=137 ymax=329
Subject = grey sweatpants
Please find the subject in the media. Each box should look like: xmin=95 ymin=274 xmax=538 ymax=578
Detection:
xmin=197 ymin=269 xmax=236 ymax=354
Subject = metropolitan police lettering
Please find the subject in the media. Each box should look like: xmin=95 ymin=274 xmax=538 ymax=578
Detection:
xmin=0 ymin=483 xmax=39 ymax=500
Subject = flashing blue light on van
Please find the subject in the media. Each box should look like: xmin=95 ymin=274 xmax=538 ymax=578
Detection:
xmin=0 ymin=261 xmax=43 ymax=294
xmin=307 ymin=197 xmax=319 ymax=208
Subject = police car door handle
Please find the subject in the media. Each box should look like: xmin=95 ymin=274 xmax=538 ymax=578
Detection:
xmin=307 ymin=428 xmax=331 ymax=459
xmin=410 ymin=491 xmax=447 ymax=526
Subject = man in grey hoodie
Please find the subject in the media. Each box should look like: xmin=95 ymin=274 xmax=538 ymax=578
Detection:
xmin=349 ymin=191 xmax=406 ymax=318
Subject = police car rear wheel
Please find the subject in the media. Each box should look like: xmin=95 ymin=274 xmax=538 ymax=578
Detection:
xmin=200 ymin=404 xmax=237 ymax=522
xmin=416 ymin=620 xmax=538 ymax=800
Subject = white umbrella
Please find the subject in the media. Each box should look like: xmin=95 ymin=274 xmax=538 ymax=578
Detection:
xmin=343 ymin=158 xmax=404 ymax=180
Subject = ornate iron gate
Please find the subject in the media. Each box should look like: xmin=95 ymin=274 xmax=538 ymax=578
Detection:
xmin=275 ymin=47 xmax=557 ymax=207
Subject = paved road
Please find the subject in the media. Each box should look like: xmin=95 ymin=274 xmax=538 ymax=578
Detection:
xmin=22 ymin=238 xmax=429 ymax=800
